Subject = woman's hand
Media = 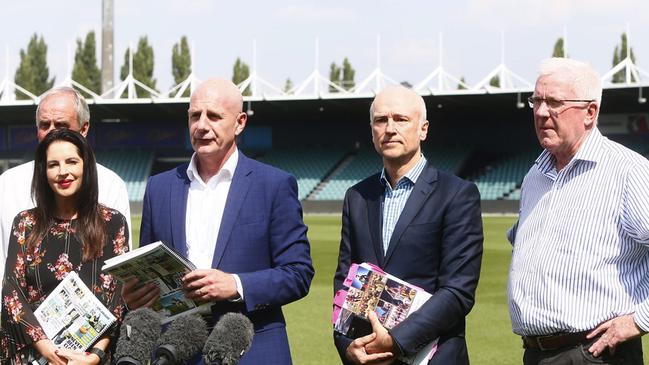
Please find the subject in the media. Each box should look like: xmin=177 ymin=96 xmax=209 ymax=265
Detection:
xmin=33 ymin=339 xmax=67 ymax=365
xmin=55 ymin=348 xmax=102 ymax=365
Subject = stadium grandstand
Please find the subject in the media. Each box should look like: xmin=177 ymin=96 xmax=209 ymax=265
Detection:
xmin=1 ymin=49 xmax=648 ymax=214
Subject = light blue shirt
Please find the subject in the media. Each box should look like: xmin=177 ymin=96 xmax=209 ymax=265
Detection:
xmin=380 ymin=156 xmax=427 ymax=254
xmin=508 ymin=128 xmax=649 ymax=335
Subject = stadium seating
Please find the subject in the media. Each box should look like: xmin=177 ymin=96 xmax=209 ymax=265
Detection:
xmin=39 ymin=139 xmax=641 ymax=205
xmin=312 ymin=148 xmax=382 ymax=200
xmin=95 ymin=151 xmax=154 ymax=201
xmin=423 ymin=144 xmax=470 ymax=174
xmin=483 ymin=141 xmax=648 ymax=200
xmin=472 ymin=150 xmax=538 ymax=200
xmin=507 ymin=188 xmax=522 ymax=200
xmin=259 ymin=148 xmax=347 ymax=200
xmin=311 ymin=145 xmax=469 ymax=201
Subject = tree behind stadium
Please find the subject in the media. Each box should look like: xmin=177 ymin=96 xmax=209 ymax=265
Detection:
xmin=612 ymin=32 xmax=636 ymax=83
xmin=489 ymin=75 xmax=500 ymax=88
xmin=172 ymin=36 xmax=191 ymax=97
xmin=342 ymin=58 xmax=355 ymax=91
xmin=283 ymin=78 xmax=293 ymax=94
xmin=329 ymin=62 xmax=341 ymax=92
xmin=232 ymin=58 xmax=251 ymax=96
xmin=72 ymin=31 xmax=101 ymax=97
xmin=552 ymin=38 xmax=566 ymax=58
xmin=458 ymin=76 xmax=467 ymax=90
xmin=14 ymin=34 xmax=54 ymax=99
xmin=120 ymin=36 xmax=158 ymax=97
xmin=329 ymin=57 xmax=355 ymax=92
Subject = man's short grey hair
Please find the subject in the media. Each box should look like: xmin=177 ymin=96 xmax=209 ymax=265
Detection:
xmin=369 ymin=86 xmax=427 ymax=125
xmin=538 ymin=58 xmax=602 ymax=107
xmin=35 ymin=86 xmax=90 ymax=127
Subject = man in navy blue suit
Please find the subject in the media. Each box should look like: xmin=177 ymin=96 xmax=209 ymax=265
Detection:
xmin=123 ymin=78 xmax=314 ymax=364
xmin=333 ymin=86 xmax=483 ymax=365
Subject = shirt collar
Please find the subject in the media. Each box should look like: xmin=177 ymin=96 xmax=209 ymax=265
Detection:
xmin=572 ymin=127 xmax=603 ymax=163
xmin=186 ymin=148 xmax=239 ymax=185
xmin=380 ymin=155 xmax=427 ymax=188
xmin=535 ymin=127 xmax=603 ymax=176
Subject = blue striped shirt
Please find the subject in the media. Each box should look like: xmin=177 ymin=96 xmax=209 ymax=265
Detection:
xmin=508 ymin=128 xmax=649 ymax=336
xmin=380 ymin=156 xmax=427 ymax=254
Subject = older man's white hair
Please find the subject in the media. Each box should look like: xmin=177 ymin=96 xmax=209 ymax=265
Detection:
xmin=538 ymin=58 xmax=602 ymax=107
xmin=35 ymin=86 xmax=91 ymax=126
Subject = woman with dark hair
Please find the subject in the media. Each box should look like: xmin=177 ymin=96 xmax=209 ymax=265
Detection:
xmin=1 ymin=129 xmax=128 ymax=365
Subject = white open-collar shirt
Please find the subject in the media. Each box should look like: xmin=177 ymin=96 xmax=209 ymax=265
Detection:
xmin=185 ymin=149 xmax=244 ymax=299
xmin=185 ymin=149 xmax=238 ymax=269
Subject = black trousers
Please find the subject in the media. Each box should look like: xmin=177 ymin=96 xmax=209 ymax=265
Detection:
xmin=523 ymin=337 xmax=643 ymax=365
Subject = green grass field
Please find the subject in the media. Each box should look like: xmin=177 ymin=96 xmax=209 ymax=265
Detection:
xmin=284 ymin=215 xmax=521 ymax=365
xmin=130 ymin=214 xmax=647 ymax=364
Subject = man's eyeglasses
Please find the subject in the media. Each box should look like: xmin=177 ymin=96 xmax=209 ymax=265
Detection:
xmin=527 ymin=96 xmax=594 ymax=110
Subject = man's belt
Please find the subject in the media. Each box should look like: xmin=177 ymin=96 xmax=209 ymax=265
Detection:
xmin=522 ymin=331 xmax=590 ymax=351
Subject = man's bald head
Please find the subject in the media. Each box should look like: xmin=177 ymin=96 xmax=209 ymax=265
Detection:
xmin=370 ymin=86 xmax=427 ymax=125
xmin=368 ymin=85 xmax=429 ymax=179
xmin=191 ymin=78 xmax=243 ymax=114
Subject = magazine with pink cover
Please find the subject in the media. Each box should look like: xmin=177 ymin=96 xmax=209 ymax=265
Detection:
xmin=333 ymin=262 xmax=437 ymax=365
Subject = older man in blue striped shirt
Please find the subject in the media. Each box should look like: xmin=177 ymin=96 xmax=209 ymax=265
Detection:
xmin=508 ymin=58 xmax=649 ymax=364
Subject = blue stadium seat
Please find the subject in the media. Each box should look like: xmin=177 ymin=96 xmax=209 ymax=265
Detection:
xmin=95 ymin=150 xmax=154 ymax=202
xmin=260 ymin=148 xmax=346 ymax=200
xmin=472 ymin=150 xmax=538 ymax=200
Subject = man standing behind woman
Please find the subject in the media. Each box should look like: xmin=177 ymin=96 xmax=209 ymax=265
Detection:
xmin=0 ymin=86 xmax=131 ymax=293
xmin=1 ymin=129 xmax=129 ymax=365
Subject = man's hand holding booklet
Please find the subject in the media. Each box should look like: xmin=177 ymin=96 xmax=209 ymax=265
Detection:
xmin=332 ymin=262 xmax=437 ymax=365
xmin=102 ymin=241 xmax=210 ymax=323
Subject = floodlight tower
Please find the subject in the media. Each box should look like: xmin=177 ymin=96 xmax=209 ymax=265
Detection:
xmin=102 ymin=0 xmax=114 ymax=97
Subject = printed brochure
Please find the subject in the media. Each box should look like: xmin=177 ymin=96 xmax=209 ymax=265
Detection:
xmin=102 ymin=241 xmax=209 ymax=324
xmin=34 ymin=272 xmax=116 ymax=351
xmin=332 ymin=262 xmax=437 ymax=365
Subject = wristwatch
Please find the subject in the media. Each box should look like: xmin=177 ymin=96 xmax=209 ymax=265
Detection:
xmin=87 ymin=348 xmax=107 ymax=365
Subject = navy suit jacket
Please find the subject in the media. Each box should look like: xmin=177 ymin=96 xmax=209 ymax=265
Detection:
xmin=333 ymin=161 xmax=483 ymax=365
xmin=140 ymin=151 xmax=314 ymax=365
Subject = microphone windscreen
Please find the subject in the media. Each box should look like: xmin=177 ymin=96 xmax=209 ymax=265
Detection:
xmin=156 ymin=314 xmax=208 ymax=362
xmin=114 ymin=308 xmax=162 ymax=365
xmin=203 ymin=313 xmax=254 ymax=365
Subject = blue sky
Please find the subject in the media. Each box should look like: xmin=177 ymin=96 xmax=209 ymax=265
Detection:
xmin=1 ymin=0 xmax=648 ymax=92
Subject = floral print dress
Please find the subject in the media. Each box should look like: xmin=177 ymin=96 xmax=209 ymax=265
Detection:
xmin=0 ymin=207 xmax=129 ymax=365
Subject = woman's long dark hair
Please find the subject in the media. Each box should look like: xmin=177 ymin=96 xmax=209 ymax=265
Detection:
xmin=27 ymin=129 xmax=106 ymax=261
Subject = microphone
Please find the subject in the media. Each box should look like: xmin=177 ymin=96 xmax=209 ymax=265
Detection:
xmin=152 ymin=314 xmax=208 ymax=365
xmin=114 ymin=308 xmax=162 ymax=365
xmin=202 ymin=313 xmax=254 ymax=365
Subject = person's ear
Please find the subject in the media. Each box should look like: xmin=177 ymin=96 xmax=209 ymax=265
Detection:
xmin=419 ymin=120 xmax=429 ymax=141
xmin=234 ymin=112 xmax=247 ymax=136
xmin=79 ymin=121 xmax=90 ymax=137
xmin=584 ymin=103 xmax=598 ymax=129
